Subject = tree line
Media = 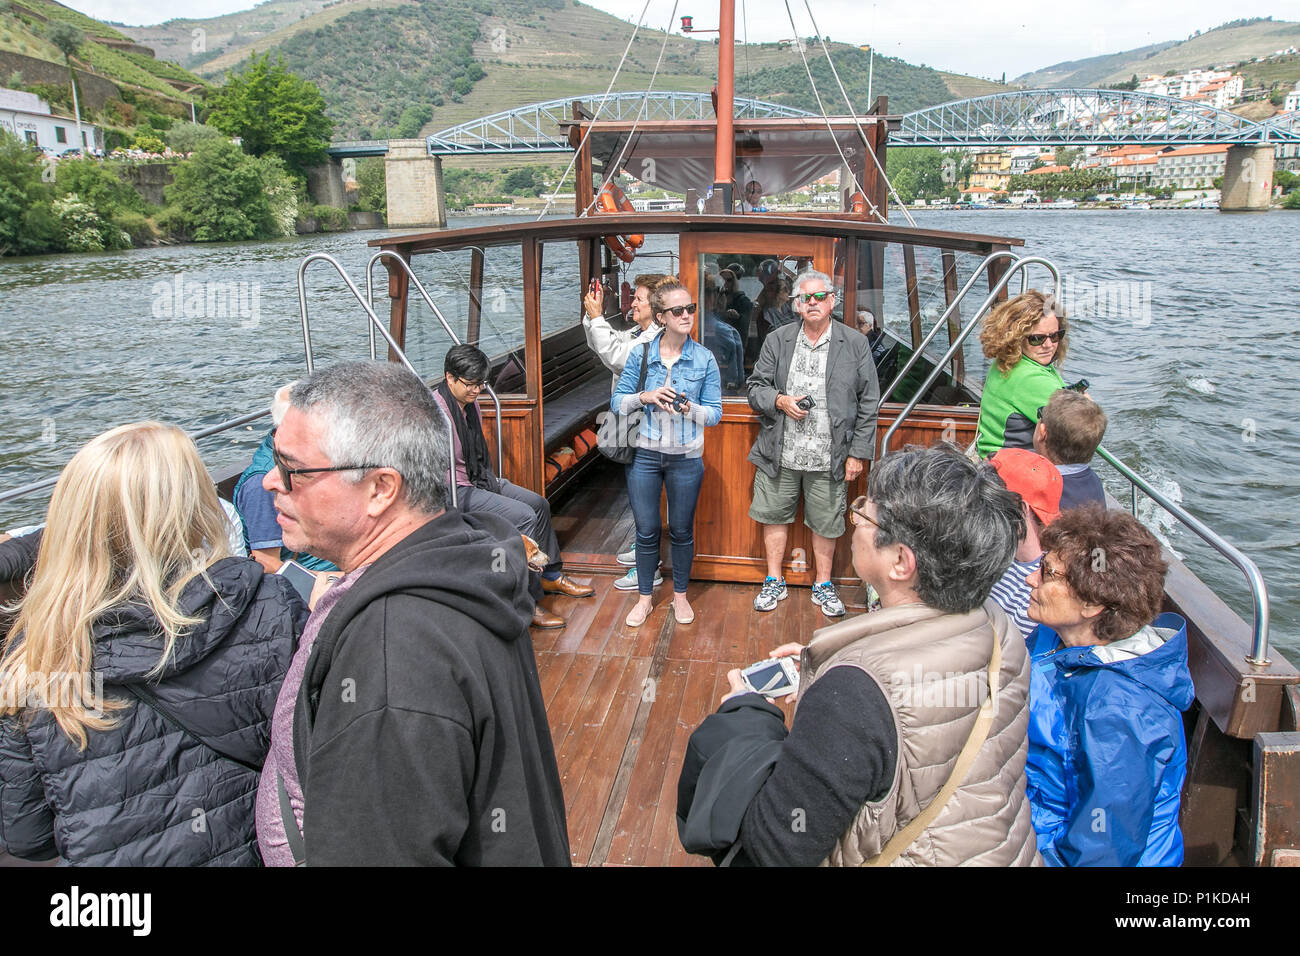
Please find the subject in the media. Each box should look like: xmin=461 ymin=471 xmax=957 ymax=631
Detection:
xmin=1 ymin=53 xmax=340 ymax=254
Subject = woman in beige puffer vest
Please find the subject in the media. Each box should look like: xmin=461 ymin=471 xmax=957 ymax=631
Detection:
xmin=685 ymin=445 xmax=1042 ymax=866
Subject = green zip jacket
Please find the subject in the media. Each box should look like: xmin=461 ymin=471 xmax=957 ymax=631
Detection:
xmin=976 ymin=356 xmax=1066 ymax=458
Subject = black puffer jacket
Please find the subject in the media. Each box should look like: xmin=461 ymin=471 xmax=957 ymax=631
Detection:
xmin=0 ymin=557 xmax=305 ymax=866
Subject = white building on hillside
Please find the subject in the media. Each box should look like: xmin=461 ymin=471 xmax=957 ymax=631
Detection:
xmin=0 ymin=87 xmax=103 ymax=155
xmin=1285 ymin=82 xmax=1300 ymax=113
xmin=1137 ymin=70 xmax=1243 ymax=108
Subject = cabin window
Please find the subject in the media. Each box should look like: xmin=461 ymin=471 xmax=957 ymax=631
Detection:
xmin=399 ymin=245 xmax=528 ymax=395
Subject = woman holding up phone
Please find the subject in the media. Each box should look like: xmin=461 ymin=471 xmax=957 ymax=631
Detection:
xmin=611 ymin=279 xmax=723 ymax=627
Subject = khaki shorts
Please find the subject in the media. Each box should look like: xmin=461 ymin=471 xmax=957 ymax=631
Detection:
xmin=749 ymin=467 xmax=847 ymax=539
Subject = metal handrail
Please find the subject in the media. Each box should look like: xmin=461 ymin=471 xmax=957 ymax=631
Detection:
xmin=878 ymin=250 xmax=1022 ymax=407
xmin=880 ymin=255 xmax=1062 ymax=454
xmin=0 ymin=408 xmax=272 ymax=507
xmin=1095 ymin=444 xmax=1272 ymax=666
xmin=297 ymin=252 xmax=461 ymax=507
xmin=364 ymin=250 xmax=504 ymax=472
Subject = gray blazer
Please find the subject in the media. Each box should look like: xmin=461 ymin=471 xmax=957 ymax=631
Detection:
xmin=745 ymin=321 xmax=880 ymax=481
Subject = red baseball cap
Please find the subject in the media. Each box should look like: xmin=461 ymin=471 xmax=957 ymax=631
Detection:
xmin=990 ymin=448 xmax=1062 ymax=526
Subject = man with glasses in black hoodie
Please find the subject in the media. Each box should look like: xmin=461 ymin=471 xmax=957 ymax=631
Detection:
xmin=263 ymin=361 xmax=570 ymax=865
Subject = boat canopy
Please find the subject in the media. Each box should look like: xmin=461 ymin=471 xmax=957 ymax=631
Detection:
xmin=560 ymin=117 xmax=896 ymax=198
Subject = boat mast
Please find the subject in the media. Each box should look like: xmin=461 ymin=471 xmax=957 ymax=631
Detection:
xmin=712 ymin=0 xmax=736 ymax=212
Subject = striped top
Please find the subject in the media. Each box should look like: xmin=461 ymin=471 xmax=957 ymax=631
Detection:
xmin=991 ymin=557 xmax=1040 ymax=642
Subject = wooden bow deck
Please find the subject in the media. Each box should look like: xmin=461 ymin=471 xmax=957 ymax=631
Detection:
xmin=543 ymin=460 xmax=830 ymax=867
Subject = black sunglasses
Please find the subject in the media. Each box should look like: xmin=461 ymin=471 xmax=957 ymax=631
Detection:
xmin=796 ymin=291 xmax=832 ymax=304
xmin=659 ymin=303 xmax=698 ymax=318
xmin=270 ymin=430 xmax=385 ymax=493
xmin=1025 ymin=330 xmax=1065 ymax=347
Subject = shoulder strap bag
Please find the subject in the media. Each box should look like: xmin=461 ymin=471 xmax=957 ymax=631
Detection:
xmin=599 ymin=341 xmax=650 ymax=465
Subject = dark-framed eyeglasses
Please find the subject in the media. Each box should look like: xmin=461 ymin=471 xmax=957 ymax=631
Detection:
xmin=849 ymin=494 xmax=885 ymax=532
xmin=659 ymin=303 xmax=698 ymax=318
xmin=455 ymin=375 xmax=486 ymax=392
xmin=270 ymin=431 xmax=385 ymax=493
xmin=796 ymin=290 xmax=832 ymax=304
xmin=1025 ymin=330 xmax=1064 ymax=347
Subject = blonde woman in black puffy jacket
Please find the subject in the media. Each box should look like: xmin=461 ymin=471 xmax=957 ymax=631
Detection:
xmin=0 ymin=422 xmax=305 ymax=865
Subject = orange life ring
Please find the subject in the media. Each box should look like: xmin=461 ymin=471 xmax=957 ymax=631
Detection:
xmin=850 ymin=191 xmax=868 ymax=215
xmin=596 ymin=184 xmax=644 ymax=261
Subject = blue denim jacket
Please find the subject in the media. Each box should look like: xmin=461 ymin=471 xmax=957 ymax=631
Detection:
xmin=611 ymin=335 xmax=722 ymax=453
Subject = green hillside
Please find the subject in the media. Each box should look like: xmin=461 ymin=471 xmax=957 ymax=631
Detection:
xmin=0 ymin=0 xmax=209 ymax=104
xmin=116 ymin=0 xmax=337 ymax=69
xmin=124 ymin=0 xmax=1010 ymax=140
xmin=1017 ymin=17 xmax=1300 ymax=87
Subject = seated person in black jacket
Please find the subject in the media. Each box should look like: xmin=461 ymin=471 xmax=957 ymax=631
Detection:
xmin=1032 ymin=389 xmax=1107 ymax=511
xmin=0 ymin=422 xmax=305 ymax=866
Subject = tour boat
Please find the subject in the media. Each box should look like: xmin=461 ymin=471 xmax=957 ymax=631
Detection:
xmin=1 ymin=0 xmax=1295 ymax=869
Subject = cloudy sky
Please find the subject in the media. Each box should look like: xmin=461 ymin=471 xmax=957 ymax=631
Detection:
xmin=64 ymin=0 xmax=1300 ymax=79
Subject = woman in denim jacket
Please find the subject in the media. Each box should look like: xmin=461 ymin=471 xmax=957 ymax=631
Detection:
xmin=611 ymin=278 xmax=723 ymax=628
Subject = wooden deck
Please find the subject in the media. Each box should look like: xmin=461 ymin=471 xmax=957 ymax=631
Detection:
xmin=533 ymin=572 xmax=834 ymax=866
xmin=544 ymin=460 xmax=865 ymax=865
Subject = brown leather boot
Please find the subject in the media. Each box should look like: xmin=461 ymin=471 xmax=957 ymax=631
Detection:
xmin=531 ymin=605 xmax=566 ymax=629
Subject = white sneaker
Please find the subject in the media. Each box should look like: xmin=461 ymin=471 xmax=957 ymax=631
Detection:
xmin=811 ymin=581 xmax=846 ymax=618
xmin=617 ymin=548 xmax=636 ymax=566
xmin=753 ymin=576 xmax=788 ymax=612
xmin=614 ymin=566 xmax=663 ymax=590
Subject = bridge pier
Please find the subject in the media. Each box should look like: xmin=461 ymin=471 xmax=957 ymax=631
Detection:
xmin=385 ymin=140 xmax=446 ymax=228
xmin=1220 ymin=145 xmax=1275 ymax=212
xmin=305 ymin=159 xmax=348 ymax=208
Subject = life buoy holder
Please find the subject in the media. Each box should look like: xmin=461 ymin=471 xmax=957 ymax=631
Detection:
xmin=595 ymin=184 xmax=644 ymax=263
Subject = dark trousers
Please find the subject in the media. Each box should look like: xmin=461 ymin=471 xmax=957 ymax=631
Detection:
xmin=625 ymin=450 xmax=705 ymax=595
xmin=459 ymin=479 xmax=563 ymax=603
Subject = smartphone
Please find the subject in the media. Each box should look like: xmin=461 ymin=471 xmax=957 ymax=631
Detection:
xmin=589 ymin=278 xmax=599 ymax=296
xmin=276 ymin=559 xmax=316 ymax=603
xmin=796 ymin=395 xmax=815 ymax=410
xmin=740 ymin=658 xmax=800 ymax=697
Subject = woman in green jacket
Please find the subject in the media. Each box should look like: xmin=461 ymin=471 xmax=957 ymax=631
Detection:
xmin=976 ymin=290 xmax=1074 ymax=458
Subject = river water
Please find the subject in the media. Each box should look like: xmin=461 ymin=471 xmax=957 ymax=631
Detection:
xmin=1 ymin=209 xmax=1296 ymax=660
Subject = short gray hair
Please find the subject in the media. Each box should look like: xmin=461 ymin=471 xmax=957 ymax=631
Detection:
xmin=792 ymin=269 xmax=834 ymax=298
xmin=290 ymin=361 xmax=449 ymax=514
xmin=867 ymin=444 xmax=1024 ymax=613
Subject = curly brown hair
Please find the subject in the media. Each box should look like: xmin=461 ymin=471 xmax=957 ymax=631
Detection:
xmin=980 ymin=289 xmax=1069 ymax=374
xmin=1040 ymin=504 xmax=1167 ymax=644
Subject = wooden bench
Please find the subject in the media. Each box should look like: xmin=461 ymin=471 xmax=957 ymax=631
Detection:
xmin=537 ymin=325 xmax=612 ymax=495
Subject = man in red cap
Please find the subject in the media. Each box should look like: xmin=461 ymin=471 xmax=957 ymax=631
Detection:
xmin=988 ymin=448 xmax=1063 ymax=640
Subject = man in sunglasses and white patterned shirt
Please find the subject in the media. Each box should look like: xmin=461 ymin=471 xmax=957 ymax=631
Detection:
xmin=745 ymin=269 xmax=879 ymax=618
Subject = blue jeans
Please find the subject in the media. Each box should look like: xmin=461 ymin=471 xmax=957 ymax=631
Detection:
xmin=625 ymin=449 xmax=705 ymax=595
